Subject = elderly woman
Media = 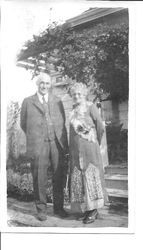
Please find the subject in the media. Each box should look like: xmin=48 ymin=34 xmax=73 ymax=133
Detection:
xmin=69 ymin=82 xmax=108 ymax=224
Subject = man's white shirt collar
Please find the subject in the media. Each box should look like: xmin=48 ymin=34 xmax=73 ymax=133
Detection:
xmin=37 ymin=92 xmax=49 ymax=103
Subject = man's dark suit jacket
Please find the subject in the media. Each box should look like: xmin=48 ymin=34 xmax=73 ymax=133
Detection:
xmin=20 ymin=93 xmax=68 ymax=159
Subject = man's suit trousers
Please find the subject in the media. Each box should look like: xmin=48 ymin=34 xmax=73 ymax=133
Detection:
xmin=31 ymin=138 xmax=65 ymax=214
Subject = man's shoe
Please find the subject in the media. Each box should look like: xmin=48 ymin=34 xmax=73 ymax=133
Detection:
xmin=36 ymin=213 xmax=47 ymax=221
xmin=54 ymin=209 xmax=69 ymax=218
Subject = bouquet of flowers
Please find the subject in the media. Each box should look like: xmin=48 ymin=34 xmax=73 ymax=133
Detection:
xmin=76 ymin=121 xmax=91 ymax=135
xmin=71 ymin=117 xmax=96 ymax=143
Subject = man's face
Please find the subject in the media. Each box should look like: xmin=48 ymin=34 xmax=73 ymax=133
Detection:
xmin=38 ymin=81 xmax=52 ymax=96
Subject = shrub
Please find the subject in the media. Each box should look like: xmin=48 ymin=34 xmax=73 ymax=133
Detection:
xmin=7 ymin=162 xmax=54 ymax=202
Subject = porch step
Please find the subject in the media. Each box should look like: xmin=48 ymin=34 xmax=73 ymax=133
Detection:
xmin=107 ymin=188 xmax=128 ymax=198
xmin=104 ymin=173 xmax=128 ymax=190
xmin=104 ymin=164 xmax=128 ymax=200
xmin=105 ymin=164 xmax=128 ymax=175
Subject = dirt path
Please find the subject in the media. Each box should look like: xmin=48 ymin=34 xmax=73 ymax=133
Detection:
xmin=7 ymin=198 xmax=128 ymax=228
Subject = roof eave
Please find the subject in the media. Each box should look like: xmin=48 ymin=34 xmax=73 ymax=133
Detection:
xmin=66 ymin=7 xmax=126 ymax=28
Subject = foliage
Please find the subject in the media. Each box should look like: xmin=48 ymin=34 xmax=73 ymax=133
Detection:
xmin=7 ymin=161 xmax=53 ymax=202
xmin=7 ymin=102 xmax=21 ymax=160
xmin=18 ymin=21 xmax=129 ymax=101
xmin=7 ymin=102 xmax=32 ymax=201
xmin=7 ymin=168 xmax=34 ymax=201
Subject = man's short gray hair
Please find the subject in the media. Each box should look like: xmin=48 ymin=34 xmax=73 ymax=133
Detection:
xmin=35 ymin=73 xmax=51 ymax=85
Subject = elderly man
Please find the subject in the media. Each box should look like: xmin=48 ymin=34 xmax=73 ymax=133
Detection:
xmin=20 ymin=72 xmax=69 ymax=221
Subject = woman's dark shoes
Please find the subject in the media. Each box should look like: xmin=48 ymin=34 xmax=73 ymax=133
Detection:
xmin=54 ymin=209 xmax=69 ymax=218
xmin=76 ymin=212 xmax=88 ymax=221
xmin=83 ymin=209 xmax=98 ymax=224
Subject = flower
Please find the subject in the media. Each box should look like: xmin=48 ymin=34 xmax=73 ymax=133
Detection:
xmin=76 ymin=123 xmax=90 ymax=134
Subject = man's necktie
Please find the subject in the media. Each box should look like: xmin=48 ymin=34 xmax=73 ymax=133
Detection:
xmin=42 ymin=95 xmax=47 ymax=106
xmin=41 ymin=95 xmax=55 ymax=141
xmin=42 ymin=96 xmax=52 ymax=125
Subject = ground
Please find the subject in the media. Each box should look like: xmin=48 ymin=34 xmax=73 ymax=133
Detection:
xmin=7 ymin=198 xmax=128 ymax=228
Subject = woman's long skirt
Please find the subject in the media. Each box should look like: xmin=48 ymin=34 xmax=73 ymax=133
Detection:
xmin=70 ymin=135 xmax=108 ymax=213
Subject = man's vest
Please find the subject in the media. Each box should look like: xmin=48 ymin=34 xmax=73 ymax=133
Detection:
xmin=42 ymin=96 xmax=55 ymax=141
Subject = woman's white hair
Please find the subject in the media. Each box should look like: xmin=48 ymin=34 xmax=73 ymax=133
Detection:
xmin=70 ymin=82 xmax=88 ymax=97
xmin=34 ymin=72 xmax=51 ymax=85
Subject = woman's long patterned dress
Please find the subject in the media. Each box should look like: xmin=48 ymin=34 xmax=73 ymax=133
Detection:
xmin=69 ymin=102 xmax=108 ymax=213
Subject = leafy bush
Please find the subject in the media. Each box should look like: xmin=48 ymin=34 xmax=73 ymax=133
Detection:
xmin=7 ymin=102 xmax=21 ymax=160
xmin=7 ymin=162 xmax=53 ymax=202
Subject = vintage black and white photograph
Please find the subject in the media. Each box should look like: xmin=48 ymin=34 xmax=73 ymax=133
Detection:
xmin=1 ymin=0 xmax=133 ymax=232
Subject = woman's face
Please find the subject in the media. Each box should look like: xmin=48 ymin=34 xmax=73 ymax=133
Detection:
xmin=72 ymin=90 xmax=86 ymax=104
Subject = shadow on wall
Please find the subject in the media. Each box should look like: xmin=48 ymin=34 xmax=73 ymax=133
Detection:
xmin=106 ymin=121 xmax=128 ymax=164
